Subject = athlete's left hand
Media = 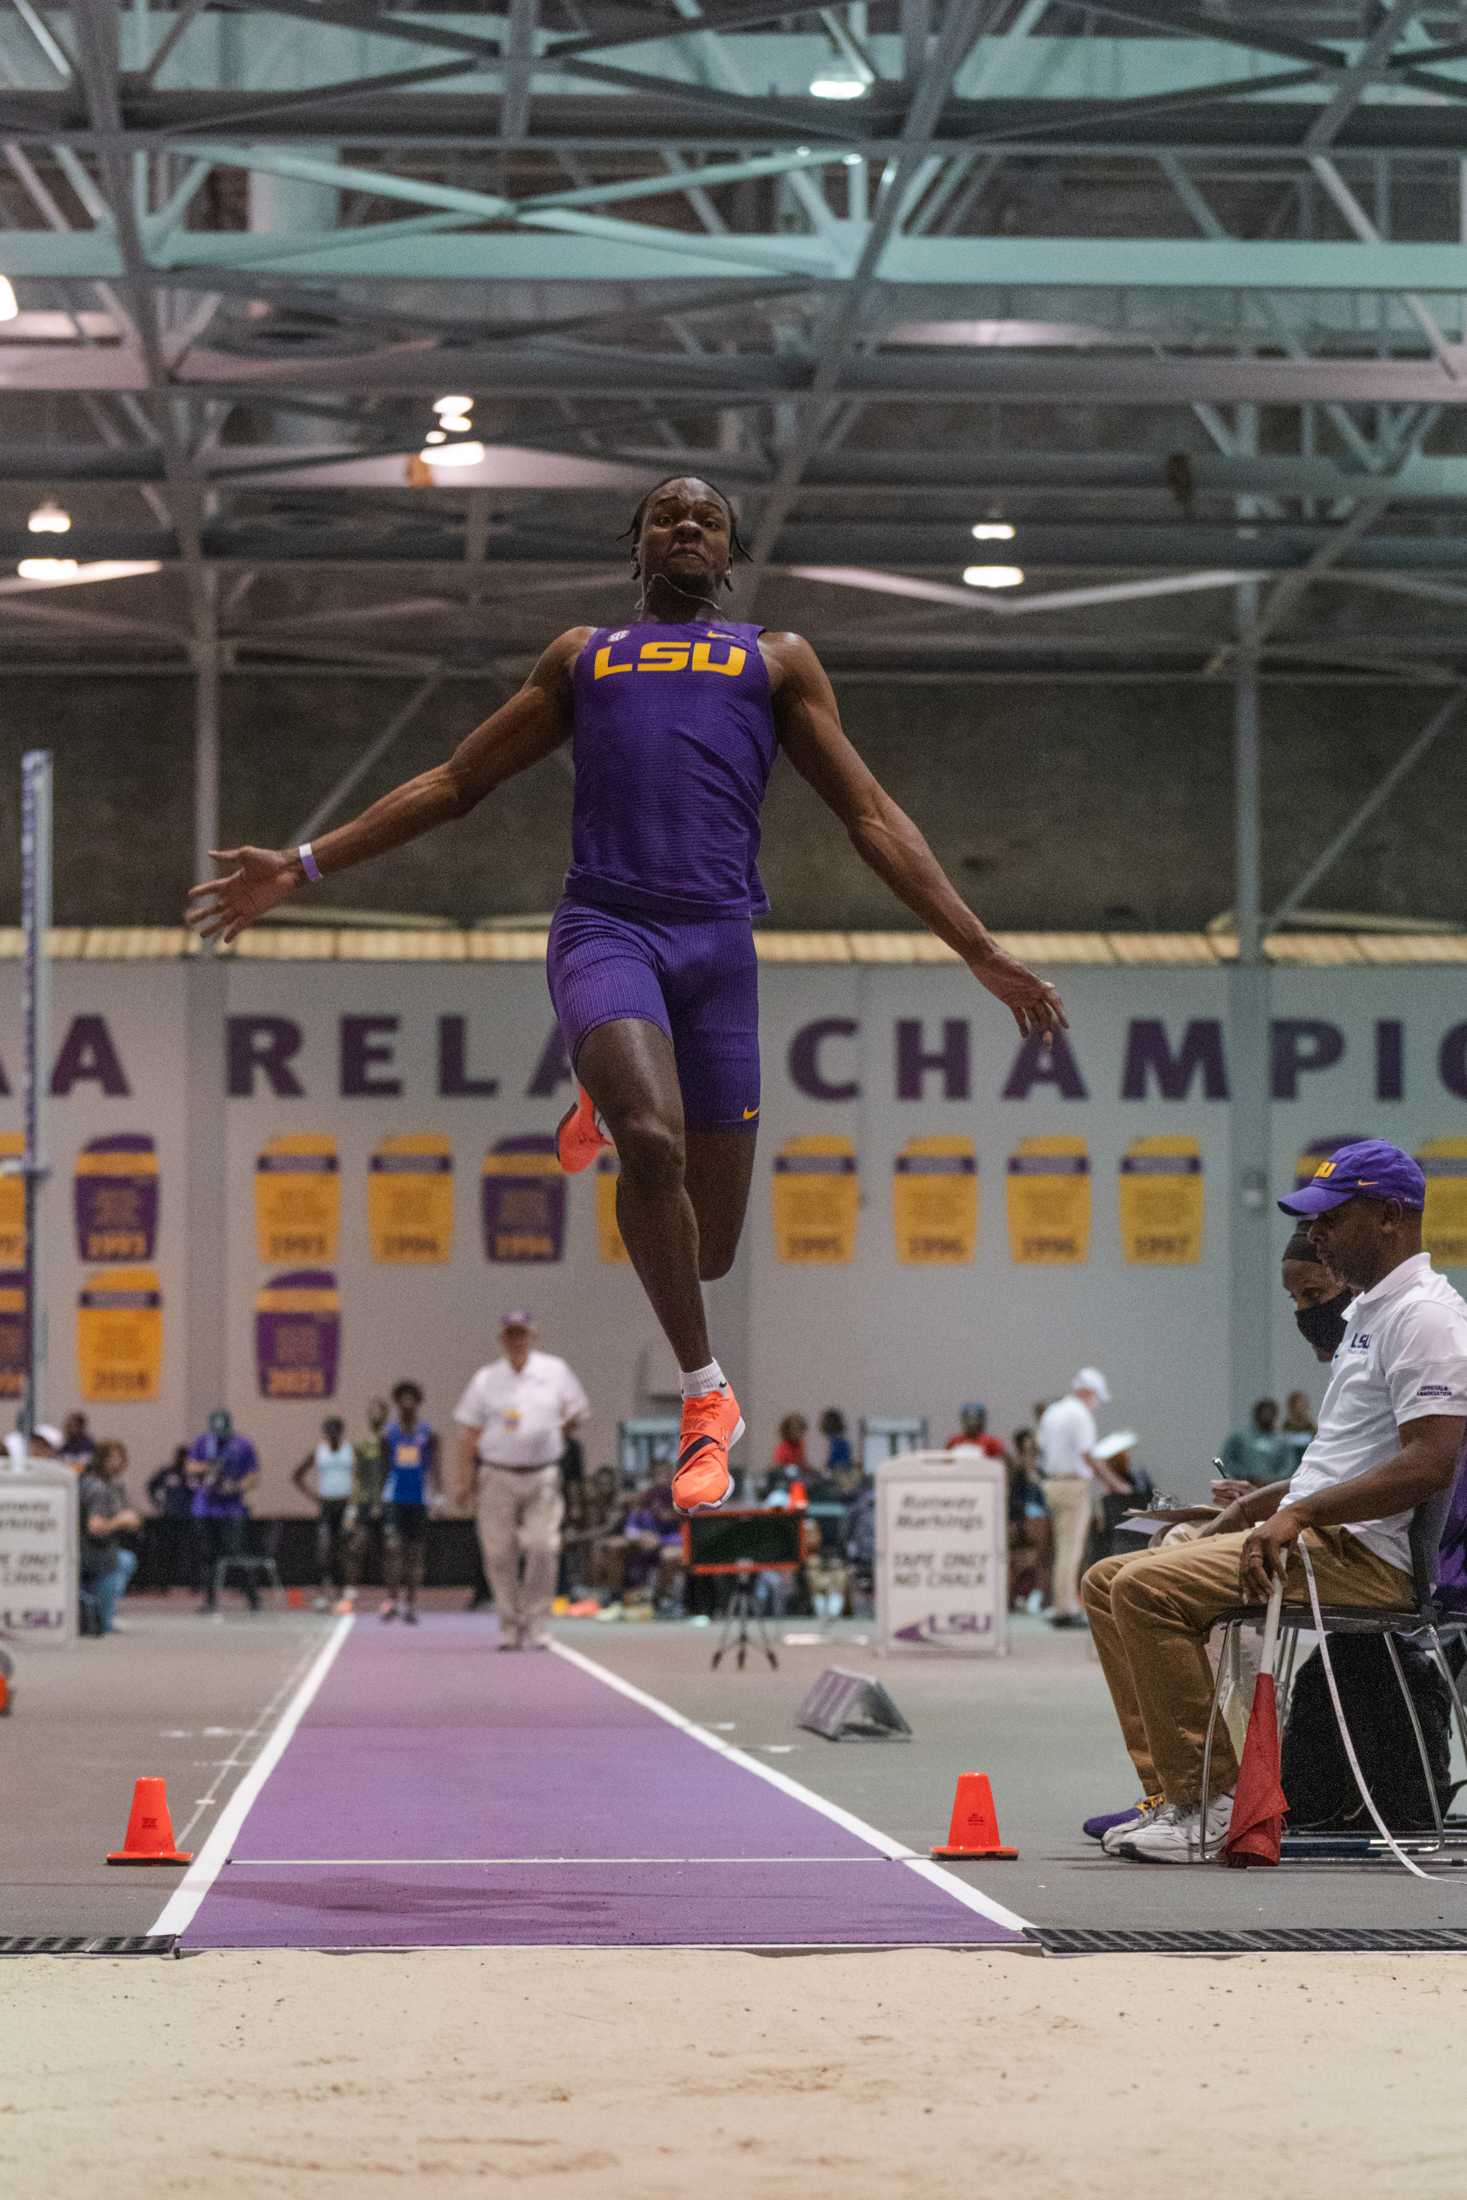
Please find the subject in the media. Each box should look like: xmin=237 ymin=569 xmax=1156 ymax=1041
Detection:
xmin=968 ymin=950 xmax=1068 ymax=1040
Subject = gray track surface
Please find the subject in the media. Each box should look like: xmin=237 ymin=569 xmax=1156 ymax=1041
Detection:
xmin=5 ymin=1600 xmax=1467 ymax=1940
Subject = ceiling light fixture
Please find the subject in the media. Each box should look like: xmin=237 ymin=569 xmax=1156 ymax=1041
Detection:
xmin=27 ymin=498 xmax=71 ymax=534
xmin=809 ymin=65 xmax=868 ymax=99
xmin=419 ymin=439 xmax=486 ymax=469
xmin=971 ymin=519 xmax=1015 ymax=542
xmin=432 ymin=395 xmax=473 ymax=416
xmin=962 ymin=564 xmax=1024 ymax=589
xmin=437 ymin=412 xmax=473 ymax=435
xmin=18 ymin=557 xmax=79 ymax=580
xmin=423 ymin=429 xmax=447 ymax=445
xmin=13 ymin=558 xmax=162 ymax=586
xmin=0 ymin=276 xmax=16 ymax=322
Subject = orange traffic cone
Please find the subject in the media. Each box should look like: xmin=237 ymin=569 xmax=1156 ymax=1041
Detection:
xmin=0 ymin=1669 xmax=9 ymax=1715
xmin=931 ymin=1772 xmax=1018 ymax=1859
xmin=106 ymin=1777 xmax=193 ymax=1866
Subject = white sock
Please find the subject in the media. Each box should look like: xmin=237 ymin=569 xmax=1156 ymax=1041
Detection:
xmin=680 ymin=1359 xmax=726 ymax=1399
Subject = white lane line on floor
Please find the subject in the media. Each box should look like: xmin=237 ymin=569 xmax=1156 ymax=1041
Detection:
xmin=548 ymin=1638 xmax=1029 ymax=1935
xmin=225 ymin=1855 xmax=925 ymax=1867
xmin=150 ymin=1613 xmax=354 ymax=1939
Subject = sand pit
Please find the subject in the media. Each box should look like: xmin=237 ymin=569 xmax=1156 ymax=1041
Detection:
xmin=3 ymin=1945 xmax=1460 ymax=2200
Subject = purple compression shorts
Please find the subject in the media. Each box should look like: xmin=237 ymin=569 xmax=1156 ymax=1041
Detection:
xmin=547 ymin=895 xmax=760 ymax=1135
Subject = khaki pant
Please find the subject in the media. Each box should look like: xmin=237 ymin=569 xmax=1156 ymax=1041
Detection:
xmin=1044 ymin=1477 xmax=1095 ymax=1617
xmin=476 ymin=1464 xmax=564 ymax=1645
xmin=1083 ymin=1527 xmax=1412 ymax=1807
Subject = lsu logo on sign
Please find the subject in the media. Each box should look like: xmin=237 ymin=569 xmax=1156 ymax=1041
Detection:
xmin=368 ymin=1132 xmax=454 ymax=1265
xmin=894 ymin=1612 xmax=994 ymax=1645
xmin=77 ymin=1267 xmax=163 ymax=1404
xmin=593 ymin=637 xmax=747 ymax=679
xmin=74 ymin=1133 xmax=159 ymax=1263
xmin=1418 ymin=1137 xmax=1467 ymax=1269
xmin=892 ymin=1135 xmax=978 ymax=1266
xmin=1006 ymin=1135 xmax=1091 ymax=1265
xmin=255 ymin=1270 xmax=341 ymax=1399
xmin=255 ymin=1134 xmax=340 ymax=1264
xmin=482 ymin=1136 xmax=566 ymax=1263
xmin=1118 ymin=1134 xmax=1204 ymax=1266
xmin=772 ymin=1135 xmax=859 ymax=1265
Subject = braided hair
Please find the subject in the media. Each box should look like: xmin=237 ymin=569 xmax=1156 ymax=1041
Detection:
xmin=619 ymin=474 xmax=751 ymax=596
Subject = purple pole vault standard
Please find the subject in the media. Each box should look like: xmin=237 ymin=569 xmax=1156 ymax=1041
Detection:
xmin=481 ymin=1135 xmax=566 ymax=1263
xmin=255 ymin=1270 xmax=341 ymax=1400
xmin=181 ymin=1617 xmax=1022 ymax=1951
xmin=73 ymin=1133 xmax=159 ymax=1263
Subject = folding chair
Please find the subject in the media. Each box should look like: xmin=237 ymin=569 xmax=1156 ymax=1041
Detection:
xmin=1199 ymin=1483 xmax=1467 ymax=1861
xmin=213 ymin=1520 xmax=285 ymax=1610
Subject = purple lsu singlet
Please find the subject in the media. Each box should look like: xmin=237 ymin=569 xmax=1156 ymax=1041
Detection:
xmin=564 ymin=619 xmax=776 ymax=919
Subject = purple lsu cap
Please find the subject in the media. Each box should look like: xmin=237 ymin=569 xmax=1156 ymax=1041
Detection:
xmin=500 ymin=1308 xmax=535 ymax=1329
xmin=1278 ymin=1138 xmax=1426 ymax=1218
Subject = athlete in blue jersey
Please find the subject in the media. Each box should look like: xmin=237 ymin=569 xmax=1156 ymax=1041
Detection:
xmin=189 ymin=477 xmax=1067 ymax=1519
xmin=379 ymin=1379 xmax=437 ymax=1625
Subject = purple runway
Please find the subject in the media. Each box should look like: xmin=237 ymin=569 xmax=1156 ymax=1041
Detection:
xmin=179 ymin=1617 xmax=1023 ymax=1950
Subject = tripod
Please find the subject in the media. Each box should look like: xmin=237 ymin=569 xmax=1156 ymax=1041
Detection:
xmin=711 ymin=1563 xmax=778 ymax=1671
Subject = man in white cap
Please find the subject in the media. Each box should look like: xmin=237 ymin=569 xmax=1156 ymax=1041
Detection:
xmin=1037 ymin=1368 xmax=1127 ymax=1628
xmin=453 ymin=1312 xmax=589 ymax=1650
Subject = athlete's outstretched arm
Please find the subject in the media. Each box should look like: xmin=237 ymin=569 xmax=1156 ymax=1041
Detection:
xmin=186 ymin=628 xmax=588 ymax=943
xmin=767 ymin=632 xmax=1067 ymax=1038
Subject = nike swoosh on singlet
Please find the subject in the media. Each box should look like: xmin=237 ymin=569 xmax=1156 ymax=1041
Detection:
xmin=742 ymin=1106 xmax=759 ymax=1120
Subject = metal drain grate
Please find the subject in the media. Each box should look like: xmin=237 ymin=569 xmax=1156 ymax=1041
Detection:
xmin=0 ymin=1934 xmax=178 ymax=1958
xmin=1027 ymin=1926 xmax=1467 ymax=1957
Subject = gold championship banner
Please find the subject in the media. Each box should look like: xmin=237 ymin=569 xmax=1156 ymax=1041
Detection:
xmin=1118 ymin=1134 xmax=1205 ymax=1266
xmin=1006 ymin=1134 xmax=1091 ymax=1265
xmin=73 ymin=1133 xmax=159 ymax=1263
xmin=481 ymin=1136 xmax=567 ymax=1263
xmin=1419 ymin=1137 xmax=1467 ymax=1268
xmin=255 ymin=1134 xmax=340 ymax=1265
xmin=596 ymin=1153 xmax=630 ymax=1264
xmin=892 ymin=1135 xmax=978 ymax=1265
xmin=0 ymin=1134 xmax=22 ymax=1264
xmin=0 ymin=1270 xmax=25 ymax=1398
xmin=772 ymin=1135 xmax=859 ymax=1265
xmin=255 ymin=1270 xmax=341 ymax=1399
xmin=368 ymin=1133 xmax=454 ymax=1264
xmin=76 ymin=1266 xmax=163 ymax=1404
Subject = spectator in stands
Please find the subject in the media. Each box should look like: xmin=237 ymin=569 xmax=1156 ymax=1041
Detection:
xmin=189 ymin=1408 xmax=261 ymax=1614
xmin=621 ymin=1483 xmax=684 ymax=1612
xmin=292 ymin=1414 xmax=357 ymax=1613
xmin=1008 ymin=1426 xmax=1051 ymax=1611
xmin=946 ymin=1401 xmax=1007 ymax=1460
xmin=818 ymin=1407 xmax=853 ymax=1477
xmin=79 ymin=1439 xmax=141 ymax=1635
xmin=772 ymin=1414 xmax=808 ymax=1472
xmin=350 ymin=1396 xmax=390 ymax=1595
xmin=1214 ymin=1398 xmax=1289 ymax=1506
xmin=1281 ymin=1390 xmax=1318 ymax=1471
xmin=61 ymin=1411 xmax=97 ymax=1470
xmin=146 ymin=1443 xmax=200 ymax=1593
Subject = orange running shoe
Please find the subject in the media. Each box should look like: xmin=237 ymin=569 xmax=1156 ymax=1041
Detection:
xmin=556 ymin=1085 xmax=611 ymax=1174
xmin=671 ymin=1384 xmax=744 ymax=1515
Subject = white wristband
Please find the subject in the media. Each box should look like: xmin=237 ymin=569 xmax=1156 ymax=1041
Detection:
xmin=298 ymin=842 xmax=323 ymax=884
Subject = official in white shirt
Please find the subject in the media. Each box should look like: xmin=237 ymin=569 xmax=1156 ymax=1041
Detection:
xmin=1038 ymin=1367 xmax=1126 ymax=1628
xmin=454 ymin=1311 xmax=589 ymax=1650
xmin=1083 ymin=1140 xmax=1467 ymax=1862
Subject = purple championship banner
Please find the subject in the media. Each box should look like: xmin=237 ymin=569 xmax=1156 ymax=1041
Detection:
xmin=255 ymin=1270 xmax=341 ymax=1400
xmin=73 ymin=1133 xmax=159 ymax=1263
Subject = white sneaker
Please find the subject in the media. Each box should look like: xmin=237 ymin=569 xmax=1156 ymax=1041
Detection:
xmin=1113 ymin=1791 xmax=1235 ymax=1863
xmin=1099 ymin=1795 xmax=1166 ymax=1853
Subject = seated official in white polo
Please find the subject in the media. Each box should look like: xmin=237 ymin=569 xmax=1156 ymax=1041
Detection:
xmin=1083 ymin=1140 xmax=1467 ymax=1863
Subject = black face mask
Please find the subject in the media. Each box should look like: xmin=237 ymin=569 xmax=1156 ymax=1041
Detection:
xmin=1295 ymin=1290 xmax=1351 ymax=1357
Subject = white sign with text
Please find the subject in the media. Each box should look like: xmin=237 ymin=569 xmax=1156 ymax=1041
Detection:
xmin=0 ymin=1465 xmax=77 ymax=1642
xmin=875 ymin=1450 xmax=1007 ymax=1657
